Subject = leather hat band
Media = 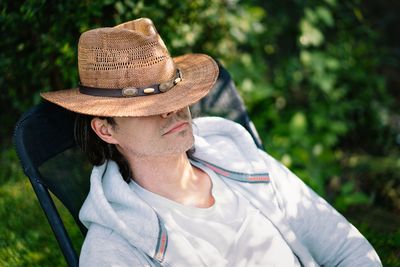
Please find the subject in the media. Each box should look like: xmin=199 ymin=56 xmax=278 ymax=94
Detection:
xmin=79 ymin=69 xmax=182 ymax=98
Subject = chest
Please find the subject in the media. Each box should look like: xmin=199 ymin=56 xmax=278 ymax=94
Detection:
xmin=152 ymin=176 xmax=301 ymax=267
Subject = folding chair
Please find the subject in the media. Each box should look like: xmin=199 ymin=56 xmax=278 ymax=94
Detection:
xmin=13 ymin=63 xmax=263 ymax=267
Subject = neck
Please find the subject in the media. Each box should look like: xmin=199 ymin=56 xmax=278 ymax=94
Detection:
xmin=128 ymin=153 xmax=214 ymax=208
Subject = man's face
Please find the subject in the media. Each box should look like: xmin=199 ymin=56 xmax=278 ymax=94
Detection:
xmin=109 ymin=107 xmax=194 ymax=159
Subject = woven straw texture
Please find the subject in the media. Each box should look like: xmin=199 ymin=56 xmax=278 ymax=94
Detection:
xmin=41 ymin=18 xmax=219 ymax=117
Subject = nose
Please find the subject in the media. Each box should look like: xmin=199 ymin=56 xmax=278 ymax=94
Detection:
xmin=160 ymin=109 xmax=178 ymax=119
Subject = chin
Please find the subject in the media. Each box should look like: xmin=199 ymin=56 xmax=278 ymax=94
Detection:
xmin=164 ymin=134 xmax=194 ymax=156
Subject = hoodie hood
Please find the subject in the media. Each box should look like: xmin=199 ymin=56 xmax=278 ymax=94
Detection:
xmin=79 ymin=117 xmax=269 ymax=263
xmin=192 ymin=117 xmax=269 ymax=182
xmin=78 ymin=160 xmax=165 ymax=260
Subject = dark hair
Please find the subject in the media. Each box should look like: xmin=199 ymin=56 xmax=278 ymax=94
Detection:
xmin=74 ymin=114 xmax=132 ymax=182
xmin=74 ymin=113 xmax=196 ymax=183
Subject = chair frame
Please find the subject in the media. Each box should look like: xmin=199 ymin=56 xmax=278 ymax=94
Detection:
xmin=14 ymin=105 xmax=80 ymax=267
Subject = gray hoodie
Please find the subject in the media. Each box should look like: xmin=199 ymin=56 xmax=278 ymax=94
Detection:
xmin=79 ymin=117 xmax=382 ymax=267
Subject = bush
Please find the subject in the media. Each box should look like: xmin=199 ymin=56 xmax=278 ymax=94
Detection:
xmin=1 ymin=0 xmax=399 ymax=265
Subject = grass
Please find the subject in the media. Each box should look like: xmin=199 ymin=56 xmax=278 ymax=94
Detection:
xmin=0 ymin=145 xmax=399 ymax=266
xmin=0 ymin=146 xmax=83 ymax=267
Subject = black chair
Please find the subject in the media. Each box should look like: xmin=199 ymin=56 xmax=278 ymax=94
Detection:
xmin=13 ymin=64 xmax=263 ymax=267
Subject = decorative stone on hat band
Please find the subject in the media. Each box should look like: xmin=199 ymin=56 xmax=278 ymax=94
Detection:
xmin=79 ymin=69 xmax=182 ymax=98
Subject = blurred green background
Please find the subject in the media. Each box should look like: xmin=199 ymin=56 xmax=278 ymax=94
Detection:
xmin=1 ymin=0 xmax=399 ymax=266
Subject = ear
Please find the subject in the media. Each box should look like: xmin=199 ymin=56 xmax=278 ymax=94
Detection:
xmin=91 ymin=118 xmax=119 ymax=145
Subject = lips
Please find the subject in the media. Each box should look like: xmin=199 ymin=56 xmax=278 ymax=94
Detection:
xmin=163 ymin=121 xmax=189 ymax=135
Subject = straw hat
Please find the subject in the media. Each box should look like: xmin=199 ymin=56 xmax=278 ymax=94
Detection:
xmin=41 ymin=18 xmax=219 ymax=117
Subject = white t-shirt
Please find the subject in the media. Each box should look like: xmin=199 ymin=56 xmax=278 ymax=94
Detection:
xmin=130 ymin=162 xmax=301 ymax=267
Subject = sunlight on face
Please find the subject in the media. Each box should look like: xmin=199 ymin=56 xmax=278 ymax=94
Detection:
xmin=112 ymin=107 xmax=194 ymax=159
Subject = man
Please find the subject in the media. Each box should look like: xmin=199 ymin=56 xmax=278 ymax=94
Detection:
xmin=41 ymin=18 xmax=382 ymax=267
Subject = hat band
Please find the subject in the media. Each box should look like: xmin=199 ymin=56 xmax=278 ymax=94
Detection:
xmin=79 ymin=69 xmax=182 ymax=98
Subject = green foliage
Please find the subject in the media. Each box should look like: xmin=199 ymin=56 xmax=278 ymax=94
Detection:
xmin=345 ymin=206 xmax=400 ymax=267
xmin=1 ymin=0 xmax=399 ymax=265
xmin=240 ymin=0 xmax=400 ymax=213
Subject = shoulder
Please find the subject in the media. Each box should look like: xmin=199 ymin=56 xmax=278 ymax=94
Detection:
xmin=193 ymin=116 xmax=258 ymax=153
xmin=80 ymin=224 xmax=152 ymax=267
xmin=193 ymin=116 xmax=248 ymax=136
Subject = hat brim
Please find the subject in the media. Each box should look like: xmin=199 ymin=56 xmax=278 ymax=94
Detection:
xmin=40 ymin=54 xmax=219 ymax=117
